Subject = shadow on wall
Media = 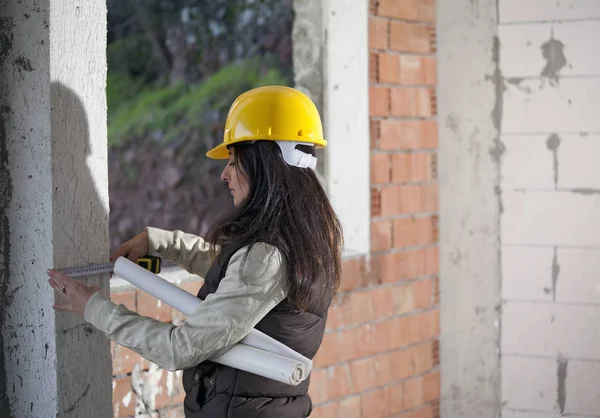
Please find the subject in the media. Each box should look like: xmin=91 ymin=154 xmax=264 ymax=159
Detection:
xmin=50 ymin=81 xmax=112 ymax=416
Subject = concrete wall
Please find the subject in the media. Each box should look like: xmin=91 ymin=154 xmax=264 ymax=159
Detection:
xmin=321 ymin=0 xmax=370 ymax=257
xmin=294 ymin=0 xmax=371 ymax=258
xmin=439 ymin=0 xmax=600 ymax=417
xmin=0 ymin=1 xmax=112 ymax=416
xmin=499 ymin=1 xmax=600 ymax=417
xmin=437 ymin=0 xmax=502 ymax=416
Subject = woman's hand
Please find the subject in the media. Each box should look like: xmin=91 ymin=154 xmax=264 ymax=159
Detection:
xmin=111 ymin=229 xmax=150 ymax=262
xmin=47 ymin=270 xmax=101 ymax=315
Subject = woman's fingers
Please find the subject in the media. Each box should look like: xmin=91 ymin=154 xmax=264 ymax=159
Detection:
xmin=127 ymin=248 xmax=146 ymax=262
xmin=48 ymin=277 xmax=66 ymax=295
xmin=47 ymin=270 xmax=74 ymax=287
xmin=111 ymin=230 xmax=150 ymax=262
xmin=47 ymin=271 xmax=83 ymax=302
xmin=47 ymin=271 xmax=100 ymax=315
xmin=110 ymin=244 xmax=131 ymax=262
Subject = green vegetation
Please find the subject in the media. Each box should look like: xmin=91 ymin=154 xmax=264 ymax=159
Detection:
xmin=107 ymin=57 xmax=289 ymax=149
xmin=105 ymin=0 xmax=294 ymax=150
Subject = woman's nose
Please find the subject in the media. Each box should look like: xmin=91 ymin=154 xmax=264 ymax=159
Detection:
xmin=220 ymin=165 xmax=228 ymax=183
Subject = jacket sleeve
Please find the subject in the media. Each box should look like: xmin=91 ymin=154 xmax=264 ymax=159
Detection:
xmin=84 ymin=243 xmax=287 ymax=372
xmin=145 ymin=226 xmax=217 ymax=278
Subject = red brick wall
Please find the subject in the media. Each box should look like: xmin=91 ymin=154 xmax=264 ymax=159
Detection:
xmin=110 ymin=2 xmax=439 ymax=416
xmin=307 ymin=1 xmax=440 ymax=417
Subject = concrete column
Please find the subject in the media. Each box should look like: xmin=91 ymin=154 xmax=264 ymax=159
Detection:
xmin=437 ymin=0 xmax=502 ymax=417
xmin=292 ymin=0 xmax=326 ymax=177
xmin=293 ymin=0 xmax=370 ymax=257
xmin=0 ymin=1 xmax=112 ymax=417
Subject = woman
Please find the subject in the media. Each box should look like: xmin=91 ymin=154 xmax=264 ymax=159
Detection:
xmin=47 ymin=85 xmax=343 ymax=417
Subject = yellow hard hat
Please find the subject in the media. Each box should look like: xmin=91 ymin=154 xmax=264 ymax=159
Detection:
xmin=206 ymin=86 xmax=327 ymax=163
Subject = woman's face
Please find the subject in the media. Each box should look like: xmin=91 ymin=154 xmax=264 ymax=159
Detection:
xmin=221 ymin=149 xmax=249 ymax=206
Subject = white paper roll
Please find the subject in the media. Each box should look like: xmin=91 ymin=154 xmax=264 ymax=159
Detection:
xmin=114 ymin=257 xmax=202 ymax=315
xmin=113 ymin=257 xmax=312 ymax=385
xmin=239 ymin=328 xmax=312 ymax=368
xmin=213 ymin=345 xmax=308 ymax=385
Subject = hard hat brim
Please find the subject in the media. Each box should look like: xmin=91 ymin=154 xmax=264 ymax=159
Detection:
xmin=206 ymin=142 xmax=230 ymax=159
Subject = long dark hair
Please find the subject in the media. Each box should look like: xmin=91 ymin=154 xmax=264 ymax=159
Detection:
xmin=205 ymin=140 xmax=343 ymax=311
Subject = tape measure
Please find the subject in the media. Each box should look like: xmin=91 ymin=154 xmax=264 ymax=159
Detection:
xmin=56 ymin=255 xmax=161 ymax=278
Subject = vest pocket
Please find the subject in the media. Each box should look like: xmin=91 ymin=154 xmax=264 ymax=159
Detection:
xmin=183 ymin=365 xmax=217 ymax=412
xmin=183 ymin=369 xmax=202 ymax=414
xmin=200 ymin=368 xmax=217 ymax=405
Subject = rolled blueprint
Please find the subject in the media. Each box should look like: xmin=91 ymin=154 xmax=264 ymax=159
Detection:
xmin=114 ymin=257 xmax=203 ymax=315
xmin=113 ymin=257 xmax=312 ymax=385
xmin=215 ymin=345 xmax=308 ymax=384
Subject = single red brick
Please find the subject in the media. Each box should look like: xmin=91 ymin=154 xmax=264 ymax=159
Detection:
xmin=370 ymin=52 xmax=379 ymax=83
xmin=423 ymin=56 xmax=437 ymax=85
xmin=371 ymin=188 xmax=382 ymax=217
xmin=390 ymin=21 xmax=433 ymax=53
xmin=391 ymin=153 xmax=411 ymax=183
xmin=379 ymin=53 xmax=400 ymax=84
xmin=433 ymin=276 xmax=440 ymax=304
xmin=369 ymin=18 xmax=389 ymax=49
xmin=370 ymin=86 xmax=390 ymax=116
xmin=377 ymin=0 xmax=419 ymax=20
xmin=413 ymin=278 xmax=434 ymax=309
xmin=423 ymin=371 xmax=441 ymax=403
xmin=418 ymin=0 xmax=436 ymax=23
xmin=398 ymin=55 xmax=426 ymax=85
xmin=422 ymin=120 xmax=439 ymax=148
xmin=370 ymin=120 xmax=381 ymax=149
xmin=390 ymin=87 xmax=434 ymax=117
xmin=394 ymin=216 xmax=436 ymax=248
xmin=371 ymin=153 xmax=391 ymax=184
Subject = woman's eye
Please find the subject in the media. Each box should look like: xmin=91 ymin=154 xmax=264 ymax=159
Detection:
xmin=228 ymin=162 xmax=235 ymax=167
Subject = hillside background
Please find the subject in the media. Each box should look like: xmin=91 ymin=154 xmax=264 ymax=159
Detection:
xmin=106 ymin=0 xmax=294 ymax=251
